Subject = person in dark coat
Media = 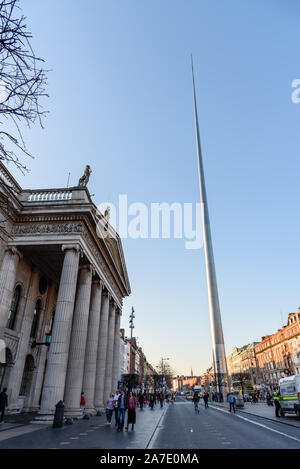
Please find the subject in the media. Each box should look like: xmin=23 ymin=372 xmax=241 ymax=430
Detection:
xmin=203 ymin=392 xmax=209 ymax=409
xmin=126 ymin=392 xmax=137 ymax=431
xmin=149 ymin=393 xmax=155 ymax=410
xmin=138 ymin=392 xmax=144 ymax=410
xmin=117 ymin=390 xmax=129 ymax=431
xmin=0 ymin=388 xmax=8 ymax=424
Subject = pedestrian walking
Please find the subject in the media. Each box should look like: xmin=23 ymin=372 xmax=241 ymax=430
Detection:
xmin=159 ymin=392 xmax=164 ymax=408
xmin=171 ymin=393 xmax=175 ymax=405
xmin=117 ymin=390 xmax=129 ymax=431
xmin=192 ymin=391 xmax=200 ymax=414
xmin=80 ymin=392 xmax=85 ymax=415
xmin=125 ymin=392 xmax=137 ymax=431
xmin=228 ymin=393 xmax=236 ymax=413
xmin=149 ymin=393 xmax=155 ymax=410
xmin=203 ymin=392 xmax=209 ymax=409
xmin=0 ymin=388 xmax=8 ymax=424
xmin=113 ymin=390 xmax=120 ymax=426
xmin=138 ymin=392 xmax=144 ymax=410
xmin=106 ymin=393 xmax=114 ymax=424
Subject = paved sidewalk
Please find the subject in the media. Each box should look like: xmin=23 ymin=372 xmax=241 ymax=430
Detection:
xmin=0 ymin=403 xmax=168 ymax=449
xmin=203 ymin=401 xmax=300 ymax=428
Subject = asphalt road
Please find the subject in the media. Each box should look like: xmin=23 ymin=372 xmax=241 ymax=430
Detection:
xmin=150 ymin=397 xmax=300 ymax=449
xmin=1 ymin=397 xmax=300 ymax=449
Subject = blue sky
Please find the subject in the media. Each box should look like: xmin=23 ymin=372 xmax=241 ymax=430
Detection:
xmin=7 ymin=0 xmax=300 ymax=375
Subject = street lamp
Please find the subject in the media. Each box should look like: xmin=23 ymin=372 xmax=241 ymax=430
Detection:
xmin=161 ymin=357 xmax=170 ymax=390
xmin=129 ymin=307 xmax=135 ymax=374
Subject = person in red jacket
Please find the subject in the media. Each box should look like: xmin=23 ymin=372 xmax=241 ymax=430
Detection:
xmin=80 ymin=392 xmax=86 ymax=414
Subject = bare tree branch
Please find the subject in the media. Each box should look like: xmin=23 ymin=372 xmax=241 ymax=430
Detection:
xmin=0 ymin=0 xmax=48 ymax=173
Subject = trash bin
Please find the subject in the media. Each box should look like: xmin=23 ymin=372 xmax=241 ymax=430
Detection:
xmin=234 ymin=394 xmax=244 ymax=408
xmin=53 ymin=400 xmax=65 ymax=428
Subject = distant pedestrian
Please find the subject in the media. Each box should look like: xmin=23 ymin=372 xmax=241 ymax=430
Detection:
xmin=159 ymin=392 xmax=164 ymax=408
xmin=106 ymin=393 xmax=114 ymax=424
xmin=113 ymin=390 xmax=120 ymax=426
xmin=192 ymin=392 xmax=200 ymax=414
xmin=80 ymin=392 xmax=85 ymax=414
xmin=171 ymin=393 xmax=175 ymax=405
xmin=203 ymin=392 xmax=209 ymax=409
xmin=125 ymin=392 xmax=137 ymax=431
xmin=228 ymin=393 xmax=236 ymax=413
xmin=0 ymin=388 xmax=8 ymax=424
xmin=117 ymin=390 xmax=129 ymax=431
xmin=149 ymin=393 xmax=155 ymax=410
xmin=138 ymin=392 xmax=144 ymax=410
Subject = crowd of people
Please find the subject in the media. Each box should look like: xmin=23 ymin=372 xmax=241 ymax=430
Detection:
xmin=104 ymin=390 xmax=177 ymax=431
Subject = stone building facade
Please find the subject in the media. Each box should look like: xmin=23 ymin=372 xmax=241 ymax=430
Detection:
xmin=0 ymin=163 xmax=131 ymax=418
xmin=227 ymin=342 xmax=260 ymax=390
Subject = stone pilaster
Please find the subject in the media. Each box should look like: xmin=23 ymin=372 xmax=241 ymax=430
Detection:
xmin=0 ymin=247 xmax=22 ymax=341
xmin=37 ymin=244 xmax=80 ymax=419
xmin=103 ymin=301 xmax=116 ymax=404
xmin=94 ymin=291 xmax=110 ymax=410
xmin=81 ymin=279 xmax=103 ymax=415
xmin=64 ymin=265 xmax=93 ymax=417
xmin=111 ymin=309 xmax=121 ymax=391
xmin=7 ymin=268 xmax=40 ymax=412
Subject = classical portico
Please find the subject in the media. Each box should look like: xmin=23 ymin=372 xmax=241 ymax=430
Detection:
xmin=0 ymin=163 xmax=131 ymax=418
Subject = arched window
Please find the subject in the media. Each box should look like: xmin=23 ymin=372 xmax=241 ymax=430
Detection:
xmin=30 ymin=299 xmax=42 ymax=339
xmin=19 ymin=355 xmax=34 ymax=397
xmin=6 ymin=285 xmax=21 ymax=330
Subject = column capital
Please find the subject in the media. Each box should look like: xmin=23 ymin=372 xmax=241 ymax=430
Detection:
xmin=92 ymin=278 xmax=104 ymax=288
xmin=62 ymin=243 xmax=81 ymax=254
xmin=6 ymin=246 xmax=22 ymax=261
xmin=103 ymin=289 xmax=111 ymax=301
xmin=78 ymin=264 xmax=92 ymax=274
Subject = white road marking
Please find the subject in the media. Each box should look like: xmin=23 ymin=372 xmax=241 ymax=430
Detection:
xmin=209 ymin=405 xmax=300 ymax=444
xmin=70 ymin=437 xmax=79 ymax=439
xmin=190 ymin=428 xmax=194 ymax=432
xmin=60 ymin=442 xmax=70 ymax=445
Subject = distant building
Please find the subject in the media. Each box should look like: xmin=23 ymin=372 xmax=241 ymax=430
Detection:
xmin=255 ymin=310 xmax=300 ymax=390
xmin=172 ymin=375 xmax=201 ymax=392
xmin=227 ymin=342 xmax=260 ymax=391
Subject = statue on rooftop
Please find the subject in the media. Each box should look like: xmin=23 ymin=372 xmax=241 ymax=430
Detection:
xmin=78 ymin=165 xmax=92 ymax=187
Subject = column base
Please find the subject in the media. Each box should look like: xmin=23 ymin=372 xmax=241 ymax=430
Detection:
xmin=64 ymin=408 xmax=84 ymax=419
xmin=95 ymin=406 xmax=105 ymax=413
xmin=84 ymin=407 xmax=97 ymax=416
xmin=33 ymin=414 xmax=54 ymax=424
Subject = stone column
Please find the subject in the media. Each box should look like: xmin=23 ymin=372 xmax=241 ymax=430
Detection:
xmin=94 ymin=291 xmax=110 ymax=410
xmin=81 ymin=279 xmax=103 ymax=415
xmin=111 ymin=308 xmax=121 ymax=391
xmin=0 ymin=247 xmax=22 ymax=341
xmin=103 ymin=301 xmax=116 ymax=404
xmin=64 ymin=265 xmax=92 ymax=417
xmin=37 ymin=244 xmax=80 ymax=419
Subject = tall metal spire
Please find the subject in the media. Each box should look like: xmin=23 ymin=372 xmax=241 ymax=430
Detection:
xmin=191 ymin=55 xmax=229 ymax=396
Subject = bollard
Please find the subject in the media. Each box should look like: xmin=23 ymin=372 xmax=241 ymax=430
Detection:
xmin=53 ymin=400 xmax=64 ymax=428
